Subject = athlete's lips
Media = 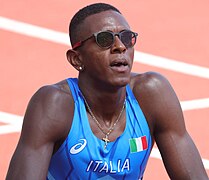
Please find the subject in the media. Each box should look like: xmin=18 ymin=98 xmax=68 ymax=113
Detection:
xmin=109 ymin=58 xmax=129 ymax=72
xmin=110 ymin=58 xmax=129 ymax=67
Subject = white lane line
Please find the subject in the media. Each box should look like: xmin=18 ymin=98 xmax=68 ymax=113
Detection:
xmin=0 ymin=124 xmax=21 ymax=135
xmin=0 ymin=111 xmax=23 ymax=135
xmin=151 ymin=147 xmax=209 ymax=170
xmin=181 ymin=98 xmax=209 ymax=111
xmin=0 ymin=16 xmax=69 ymax=45
xmin=0 ymin=111 xmax=23 ymax=124
xmin=1 ymin=16 xmax=209 ymax=79
xmin=134 ymin=51 xmax=209 ymax=79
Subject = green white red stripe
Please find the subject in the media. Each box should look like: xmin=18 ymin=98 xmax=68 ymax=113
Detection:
xmin=129 ymin=136 xmax=148 ymax=153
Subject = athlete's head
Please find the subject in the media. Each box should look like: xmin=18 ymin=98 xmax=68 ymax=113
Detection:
xmin=69 ymin=3 xmax=121 ymax=47
xmin=67 ymin=3 xmax=135 ymax=86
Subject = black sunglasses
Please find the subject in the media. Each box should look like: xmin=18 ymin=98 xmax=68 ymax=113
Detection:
xmin=72 ymin=30 xmax=138 ymax=49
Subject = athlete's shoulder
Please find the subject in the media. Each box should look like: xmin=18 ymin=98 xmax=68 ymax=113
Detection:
xmin=37 ymin=79 xmax=70 ymax=94
xmin=32 ymin=79 xmax=72 ymax=103
xmin=130 ymin=71 xmax=177 ymax=105
xmin=130 ymin=72 xmax=175 ymax=135
xmin=130 ymin=71 xmax=170 ymax=93
xmin=31 ymin=79 xmax=74 ymax=122
xmin=25 ymin=79 xmax=75 ymax=142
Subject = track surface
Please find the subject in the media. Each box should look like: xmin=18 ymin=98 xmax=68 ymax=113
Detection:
xmin=1 ymin=0 xmax=209 ymax=179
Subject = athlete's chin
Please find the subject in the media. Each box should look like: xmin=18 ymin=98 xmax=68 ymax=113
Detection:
xmin=112 ymin=76 xmax=131 ymax=87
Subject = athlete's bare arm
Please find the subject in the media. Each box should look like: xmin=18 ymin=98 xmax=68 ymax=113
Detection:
xmin=132 ymin=72 xmax=208 ymax=179
xmin=6 ymin=82 xmax=74 ymax=180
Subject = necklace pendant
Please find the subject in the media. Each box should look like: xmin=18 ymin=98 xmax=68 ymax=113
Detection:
xmin=102 ymin=135 xmax=110 ymax=149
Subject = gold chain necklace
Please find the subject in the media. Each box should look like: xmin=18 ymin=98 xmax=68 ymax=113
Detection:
xmin=82 ymin=96 xmax=126 ymax=149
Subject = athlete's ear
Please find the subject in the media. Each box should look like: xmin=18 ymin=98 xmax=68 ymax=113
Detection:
xmin=66 ymin=49 xmax=84 ymax=72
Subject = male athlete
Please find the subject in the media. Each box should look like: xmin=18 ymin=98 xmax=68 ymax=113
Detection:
xmin=6 ymin=3 xmax=208 ymax=180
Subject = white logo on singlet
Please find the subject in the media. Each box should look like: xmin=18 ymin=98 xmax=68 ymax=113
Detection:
xmin=70 ymin=139 xmax=87 ymax=154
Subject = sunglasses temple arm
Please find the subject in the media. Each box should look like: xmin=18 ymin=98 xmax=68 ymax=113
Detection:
xmin=72 ymin=42 xmax=82 ymax=49
xmin=72 ymin=35 xmax=94 ymax=49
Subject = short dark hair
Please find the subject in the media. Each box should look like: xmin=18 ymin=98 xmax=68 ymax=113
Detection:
xmin=69 ymin=3 xmax=121 ymax=46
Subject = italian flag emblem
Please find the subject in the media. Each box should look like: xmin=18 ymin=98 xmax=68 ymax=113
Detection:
xmin=129 ymin=136 xmax=148 ymax=153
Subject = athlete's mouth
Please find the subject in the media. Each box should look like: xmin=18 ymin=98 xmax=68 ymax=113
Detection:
xmin=110 ymin=61 xmax=128 ymax=67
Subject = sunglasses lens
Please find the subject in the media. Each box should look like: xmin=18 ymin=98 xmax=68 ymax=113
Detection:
xmin=121 ymin=31 xmax=136 ymax=48
xmin=96 ymin=32 xmax=114 ymax=48
xmin=95 ymin=30 xmax=137 ymax=48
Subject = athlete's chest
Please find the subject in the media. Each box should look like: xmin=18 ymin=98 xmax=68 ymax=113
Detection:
xmin=66 ymin=115 xmax=150 ymax=177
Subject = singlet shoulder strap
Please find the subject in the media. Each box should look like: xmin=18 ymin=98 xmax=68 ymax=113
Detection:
xmin=66 ymin=78 xmax=80 ymax=102
xmin=126 ymin=84 xmax=151 ymax=136
xmin=126 ymin=84 xmax=136 ymax=100
xmin=67 ymin=79 xmax=135 ymax=102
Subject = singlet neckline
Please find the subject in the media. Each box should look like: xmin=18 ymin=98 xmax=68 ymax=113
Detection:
xmin=66 ymin=78 xmax=150 ymax=150
xmin=81 ymin=95 xmax=129 ymax=148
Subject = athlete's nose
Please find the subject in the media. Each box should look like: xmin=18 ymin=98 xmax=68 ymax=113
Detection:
xmin=111 ymin=36 xmax=126 ymax=54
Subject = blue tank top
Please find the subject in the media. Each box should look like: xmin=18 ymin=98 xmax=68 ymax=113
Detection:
xmin=47 ymin=78 xmax=152 ymax=180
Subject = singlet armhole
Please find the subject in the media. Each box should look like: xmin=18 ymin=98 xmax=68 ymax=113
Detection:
xmin=51 ymin=78 xmax=79 ymax=156
xmin=126 ymin=84 xmax=152 ymax=145
xmin=66 ymin=78 xmax=79 ymax=102
xmin=126 ymin=84 xmax=137 ymax=101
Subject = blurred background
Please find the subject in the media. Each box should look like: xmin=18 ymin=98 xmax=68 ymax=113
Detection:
xmin=1 ymin=0 xmax=209 ymax=179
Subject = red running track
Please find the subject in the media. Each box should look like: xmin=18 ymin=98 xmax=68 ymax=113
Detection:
xmin=0 ymin=0 xmax=209 ymax=179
